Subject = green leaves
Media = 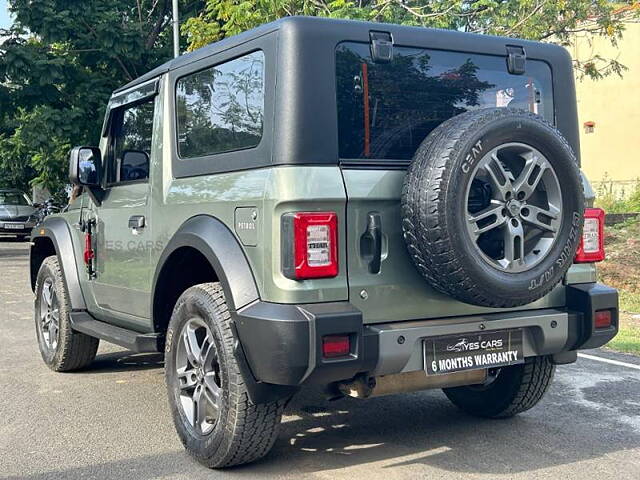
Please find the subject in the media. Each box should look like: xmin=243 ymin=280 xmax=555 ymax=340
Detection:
xmin=0 ymin=0 xmax=205 ymax=197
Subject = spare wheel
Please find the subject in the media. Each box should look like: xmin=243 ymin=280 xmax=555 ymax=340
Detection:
xmin=401 ymin=108 xmax=584 ymax=308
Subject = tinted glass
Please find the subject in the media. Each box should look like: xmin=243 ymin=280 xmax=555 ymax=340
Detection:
xmin=336 ymin=43 xmax=554 ymax=160
xmin=176 ymin=50 xmax=265 ymax=158
xmin=0 ymin=193 xmax=29 ymax=206
xmin=108 ymin=100 xmax=155 ymax=183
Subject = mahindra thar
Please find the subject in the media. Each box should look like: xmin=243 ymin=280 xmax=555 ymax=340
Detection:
xmin=29 ymin=16 xmax=618 ymax=468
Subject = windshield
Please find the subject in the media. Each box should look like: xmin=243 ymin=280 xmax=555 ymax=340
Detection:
xmin=336 ymin=42 xmax=554 ymax=160
xmin=0 ymin=192 xmax=31 ymax=206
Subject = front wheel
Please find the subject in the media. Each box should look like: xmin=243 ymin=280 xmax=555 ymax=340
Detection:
xmin=35 ymin=256 xmax=99 ymax=371
xmin=443 ymin=356 xmax=555 ymax=418
xmin=165 ymin=283 xmax=286 ymax=468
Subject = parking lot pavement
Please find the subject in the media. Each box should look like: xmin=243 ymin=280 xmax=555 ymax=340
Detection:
xmin=1 ymin=238 xmax=639 ymax=480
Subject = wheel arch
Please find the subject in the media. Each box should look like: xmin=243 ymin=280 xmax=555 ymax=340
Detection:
xmin=30 ymin=217 xmax=86 ymax=310
xmin=151 ymin=215 xmax=259 ymax=335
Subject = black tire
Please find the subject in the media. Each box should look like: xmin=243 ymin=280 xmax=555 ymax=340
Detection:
xmin=443 ymin=356 xmax=555 ymax=418
xmin=35 ymin=256 xmax=99 ymax=371
xmin=165 ymin=283 xmax=286 ymax=469
xmin=402 ymin=108 xmax=584 ymax=308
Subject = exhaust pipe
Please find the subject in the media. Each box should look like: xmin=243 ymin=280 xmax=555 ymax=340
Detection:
xmin=338 ymin=369 xmax=487 ymax=399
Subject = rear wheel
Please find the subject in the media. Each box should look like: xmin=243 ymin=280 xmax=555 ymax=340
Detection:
xmin=165 ymin=283 xmax=286 ymax=468
xmin=443 ymin=356 xmax=555 ymax=418
xmin=35 ymin=256 xmax=99 ymax=371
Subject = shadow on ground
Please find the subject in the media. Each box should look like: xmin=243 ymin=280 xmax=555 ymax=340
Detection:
xmin=6 ymin=352 xmax=640 ymax=480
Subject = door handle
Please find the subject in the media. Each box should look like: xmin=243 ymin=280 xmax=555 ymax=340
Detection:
xmin=360 ymin=212 xmax=382 ymax=274
xmin=128 ymin=215 xmax=145 ymax=230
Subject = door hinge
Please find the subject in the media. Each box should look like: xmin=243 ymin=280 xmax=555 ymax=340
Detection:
xmin=506 ymin=45 xmax=526 ymax=75
xmin=370 ymin=31 xmax=393 ymax=64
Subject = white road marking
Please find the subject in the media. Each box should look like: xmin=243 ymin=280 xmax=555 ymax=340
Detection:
xmin=578 ymin=352 xmax=640 ymax=371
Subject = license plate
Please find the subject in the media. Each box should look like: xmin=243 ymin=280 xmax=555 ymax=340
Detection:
xmin=4 ymin=223 xmax=24 ymax=230
xmin=424 ymin=329 xmax=524 ymax=375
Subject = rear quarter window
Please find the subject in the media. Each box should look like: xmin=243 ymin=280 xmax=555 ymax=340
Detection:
xmin=336 ymin=42 xmax=554 ymax=161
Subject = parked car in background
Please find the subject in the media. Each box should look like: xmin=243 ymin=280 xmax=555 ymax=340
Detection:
xmin=0 ymin=189 xmax=38 ymax=240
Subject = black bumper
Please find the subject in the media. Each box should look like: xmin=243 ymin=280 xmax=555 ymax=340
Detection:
xmin=233 ymin=282 xmax=618 ymax=394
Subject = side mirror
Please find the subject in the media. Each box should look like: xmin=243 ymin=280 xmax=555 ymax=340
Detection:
xmin=69 ymin=146 xmax=102 ymax=186
xmin=69 ymin=146 xmax=104 ymax=205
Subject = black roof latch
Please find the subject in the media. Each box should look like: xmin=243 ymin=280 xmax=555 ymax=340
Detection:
xmin=506 ymin=45 xmax=526 ymax=75
xmin=370 ymin=31 xmax=393 ymax=64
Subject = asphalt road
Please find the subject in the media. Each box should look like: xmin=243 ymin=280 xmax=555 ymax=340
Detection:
xmin=1 ymin=238 xmax=639 ymax=480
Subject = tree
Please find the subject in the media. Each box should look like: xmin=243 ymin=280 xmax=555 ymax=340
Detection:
xmin=183 ymin=0 xmax=638 ymax=79
xmin=0 ymin=0 xmax=204 ymax=200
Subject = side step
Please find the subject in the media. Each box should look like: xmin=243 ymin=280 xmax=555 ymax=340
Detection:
xmin=69 ymin=312 xmax=162 ymax=353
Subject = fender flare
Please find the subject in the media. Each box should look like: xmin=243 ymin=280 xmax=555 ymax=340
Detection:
xmin=30 ymin=217 xmax=87 ymax=310
xmin=151 ymin=215 xmax=259 ymax=317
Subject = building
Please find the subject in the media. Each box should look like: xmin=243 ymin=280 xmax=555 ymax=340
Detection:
xmin=568 ymin=10 xmax=640 ymax=198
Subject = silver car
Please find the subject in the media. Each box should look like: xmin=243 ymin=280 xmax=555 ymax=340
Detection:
xmin=0 ymin=189 xmax=38 ymax=240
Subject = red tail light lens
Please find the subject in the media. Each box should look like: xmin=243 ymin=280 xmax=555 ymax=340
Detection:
xmin=574 ymin=208 xmax=605 ymax=263
xmin=322 ymin=335 xmax=350 ymax=358
xmin=282 ymin=212 xmax=338 ymax=279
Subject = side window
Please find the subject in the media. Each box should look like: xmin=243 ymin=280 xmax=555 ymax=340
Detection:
xmin=176 ymin=50 xmax=265 ymax=159
xmin=107 ymin=99 xmax=155 ymax=184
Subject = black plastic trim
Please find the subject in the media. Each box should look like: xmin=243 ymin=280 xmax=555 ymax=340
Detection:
xmin=566 ymin=283 xmax=619 ymax=350
xmin=30 ymin=217 xmax=86 ymax=310
xmin=69 ymin=311 xmax=161 ymax=352
xmin=152 ymin=215 xmax=259 ymax=317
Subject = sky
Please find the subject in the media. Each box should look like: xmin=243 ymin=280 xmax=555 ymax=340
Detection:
xmin=0 ymin=0 xmax=11 ymax=29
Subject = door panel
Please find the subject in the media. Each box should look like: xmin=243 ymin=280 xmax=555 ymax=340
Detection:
xmin=341 ymin=169 xmax=565 ymax=324
xmin=91 ymin=183 xmax=151 ymax=320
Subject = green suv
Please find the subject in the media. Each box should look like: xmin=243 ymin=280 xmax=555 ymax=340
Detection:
xmin=30 ymin=17 xmax=618 ymax=468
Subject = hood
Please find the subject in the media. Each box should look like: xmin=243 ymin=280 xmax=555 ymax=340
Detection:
xmin=0 ymin=204 xmax=37 ymax=220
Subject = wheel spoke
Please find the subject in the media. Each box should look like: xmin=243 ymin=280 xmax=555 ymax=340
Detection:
xmin=199 ymin=334 xmax=215 ymax=365
xmin=521 ymin=204 xmax=560 ymax=233
xmin=192 ymin=385 xmax=207 ymax=432
xmin=48 ymin=321 xmax=58 ymax=346
xmin=182 ymin=327 xmax=201 ymax=367
xmin=467 ymin=202 xmax=506 ymax=237
xmin=42 ymin=282 xmax=52 ymax=308
xmin=203 ymin=373 xmax=222 ymax=411
xmin=484 ymin=153 xmax=514 ymax=201
xmin=177 ymin=368 xmax=198 ymax=391
xmin=502 ymin=220 xmax=525 ymax=269
xmin=514 ymin=155 xmax=549 ymax=200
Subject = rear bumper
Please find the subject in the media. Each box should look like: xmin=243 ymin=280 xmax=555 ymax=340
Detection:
xmin=233 ymin=282 xmax=618 ymax=387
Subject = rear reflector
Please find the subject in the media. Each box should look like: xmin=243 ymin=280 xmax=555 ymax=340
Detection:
xmin=595 ymin=310 xmax=612 ymax=329
xmin=574 ymin=208 xmax=605 ymax=263
xmin=322 ymin=335 xmax=350 ymax=358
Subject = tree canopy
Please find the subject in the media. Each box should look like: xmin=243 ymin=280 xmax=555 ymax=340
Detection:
xmin=0 ymin=0 xmax=203 ymax=199
xmin=0 ymin=1 xmax=637 ymax=199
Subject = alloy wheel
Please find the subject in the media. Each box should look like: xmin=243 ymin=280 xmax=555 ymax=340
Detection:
xmin=175 ymin=318 xmax=223 ymax=435
xmin=464 ymin=142 xmax=563 ymax=273
xmin=39 ymin=278 xmax=60 ymax=351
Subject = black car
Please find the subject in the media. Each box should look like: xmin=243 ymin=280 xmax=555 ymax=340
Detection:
xmin=0 ymin=189 xmax=38 ymax=240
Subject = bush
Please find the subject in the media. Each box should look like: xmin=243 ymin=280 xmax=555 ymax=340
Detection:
xmin=595 ymin=174 xmax=640 ymax=213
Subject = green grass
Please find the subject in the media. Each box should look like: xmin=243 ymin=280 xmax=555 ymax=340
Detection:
xmin=607 ymin=319 xmax=640 ymax=355
xmin=620 ymin=290 xmax=640 ymax=314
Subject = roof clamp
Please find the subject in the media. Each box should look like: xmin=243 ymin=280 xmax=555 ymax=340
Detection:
xmin=506 ymin=45 xmax=526 ymax=75
xmin=369 ymin=31 xmax=394 ymax=64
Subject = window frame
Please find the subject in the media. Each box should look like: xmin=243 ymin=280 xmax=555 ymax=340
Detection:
xmin=104 ymin=97 xmax=157 ymax=188
xmin=335 ymin=41 xmax=556 ymax=166
xmin=169 ymin=32 xmax=276 ymax=179
xmin=175 ymin=49 xmax=266 ymax=160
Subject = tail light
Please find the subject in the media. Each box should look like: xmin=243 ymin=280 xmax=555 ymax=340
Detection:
xmin=282 ymin=212 xmax=338 ymax=279
xmin=574 ymin=208 xmax=605 ymax=263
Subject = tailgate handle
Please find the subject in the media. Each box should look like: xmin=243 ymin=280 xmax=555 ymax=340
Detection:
xmin=360 ymin=212 xmax=382 ymax=274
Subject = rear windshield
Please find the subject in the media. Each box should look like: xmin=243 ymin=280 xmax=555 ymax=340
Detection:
xmin=336 ymin=42 xmax=554 ymax=161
